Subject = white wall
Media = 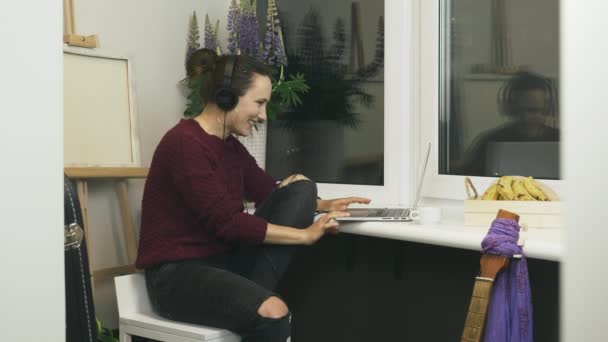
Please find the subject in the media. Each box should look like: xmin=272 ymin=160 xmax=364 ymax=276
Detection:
xmin=73 ymin=0 xmax=230 ymax=327
xmin=75 ymin=0 xmax=231 ymax=165
xmin=0 ymin=1 xmax=64 ymax=341
xmin=562 ymin=1 xmax=608 ymax=340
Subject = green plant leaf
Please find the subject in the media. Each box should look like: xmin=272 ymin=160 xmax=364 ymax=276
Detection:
xmin=97 ymin=318 xmax=119 ymax=342
xmin=269 ymin=71 xmax=310 ymax=118
xmin=98 ymin=334 xmax=119 ymax=342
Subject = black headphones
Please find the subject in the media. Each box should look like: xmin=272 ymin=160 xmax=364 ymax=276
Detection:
xmin=214 ymin=56 xmax=239 ymax=112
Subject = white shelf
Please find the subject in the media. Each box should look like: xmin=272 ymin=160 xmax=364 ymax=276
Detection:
xmin=337 ymin=216 xmax=562 ymax=262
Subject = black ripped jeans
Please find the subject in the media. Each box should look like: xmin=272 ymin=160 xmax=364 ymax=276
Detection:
xmin=145 ymin=180 xmax=318 ymax=342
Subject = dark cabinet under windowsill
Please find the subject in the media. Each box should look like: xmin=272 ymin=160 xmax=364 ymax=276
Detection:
xmin=277 ymin=234 xmax=559 ymax=342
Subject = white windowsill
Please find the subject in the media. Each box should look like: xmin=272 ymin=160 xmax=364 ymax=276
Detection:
xmin=336 ymin=197 xmax=562 ymax=262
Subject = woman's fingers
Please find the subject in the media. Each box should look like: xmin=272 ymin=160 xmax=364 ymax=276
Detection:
xmin=325 ymin=211 xmax=350 ymax=221
xmin=345 ymin=197 xmax=372 ymax=205
xmin=322 ymin=211 xmax=350 ymax=227
xmin=306 ymin=212 xmax=349 ymax=244
xmin=331 ymin=197 xmax=372 ymax=210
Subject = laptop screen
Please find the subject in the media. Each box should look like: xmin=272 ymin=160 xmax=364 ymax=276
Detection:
xmin=484 ymin=141 xmax=559 ymax=179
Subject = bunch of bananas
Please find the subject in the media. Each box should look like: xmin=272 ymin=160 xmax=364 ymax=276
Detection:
xmin=482 ymin=176 xmax=549 ymax=201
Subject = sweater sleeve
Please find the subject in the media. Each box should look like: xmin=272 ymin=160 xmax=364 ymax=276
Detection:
xmin=236 ymin=141 xmax=277 ymax=206
xmin=171 ymin=134 xmax=267 ymax=244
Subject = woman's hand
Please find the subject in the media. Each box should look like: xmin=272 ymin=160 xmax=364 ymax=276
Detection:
xmin=318 ymin=197 xmax=371 ymax=212
xmin=303 ymin=211 xmax=350 ymax=245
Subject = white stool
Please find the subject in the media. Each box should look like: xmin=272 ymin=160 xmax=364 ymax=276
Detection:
xmin=115 ymin=273 xmax=241 ymax=342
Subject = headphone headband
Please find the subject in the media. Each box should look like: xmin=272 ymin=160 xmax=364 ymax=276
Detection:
xmin=222 ymin=56 xmax=236 ymax=91
xmin=215 ymin=56 xmax=238 ymax=112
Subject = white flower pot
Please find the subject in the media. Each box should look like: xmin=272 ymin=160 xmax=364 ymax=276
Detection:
xmin=237 ymin=122 xmax=267 ymax=168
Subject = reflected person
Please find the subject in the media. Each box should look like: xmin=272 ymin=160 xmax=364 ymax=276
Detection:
xmin=457 ymin=71 xmax=559 ymax=176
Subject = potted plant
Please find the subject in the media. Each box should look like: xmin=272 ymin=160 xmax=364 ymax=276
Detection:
xmin=181 ymin=1 xmax=309 ymax=167
xmin=266 ymin=6 xmax=384 ymax=182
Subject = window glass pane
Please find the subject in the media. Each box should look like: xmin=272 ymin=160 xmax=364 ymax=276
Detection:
xmin=264 ymin=0 xmax=385 ymax=185
xmin=440 ymin=0 xmax=560 ymax=179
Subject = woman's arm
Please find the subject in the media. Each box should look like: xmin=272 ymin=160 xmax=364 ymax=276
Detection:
xmin=264 ymin=224 xmax=310 ymax=245
xmin=263 ymin=211 xmax=350 ymax=245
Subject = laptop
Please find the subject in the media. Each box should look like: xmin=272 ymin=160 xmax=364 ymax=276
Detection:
xmin=336 ymin=142 xmax=431 ymax=222
xmin=484 ymin=141 xmax=559 ymax=179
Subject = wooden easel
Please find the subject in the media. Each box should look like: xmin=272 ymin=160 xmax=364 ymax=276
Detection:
xmin=63 ymin=0 xmax=98 ymax=48
xmin=64 ymin=167 xmax=148 ymax=289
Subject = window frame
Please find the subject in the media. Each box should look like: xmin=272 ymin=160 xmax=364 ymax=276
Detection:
xmin=315 ymin=0 xmax=416 ymax=207
xmin=415 ymin=0 xmax=562 ymax=201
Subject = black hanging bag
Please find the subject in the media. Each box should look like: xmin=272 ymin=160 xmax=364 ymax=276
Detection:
xmin=64 ymin=175 xmax=98 ymax=342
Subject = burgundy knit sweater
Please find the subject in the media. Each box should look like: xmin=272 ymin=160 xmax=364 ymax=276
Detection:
xmin=135 ymin=119 xmax=277 ymax=269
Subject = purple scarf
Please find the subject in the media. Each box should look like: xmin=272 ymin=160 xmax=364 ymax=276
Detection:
xmin=481 ymin=218 xmax=533 ymax=342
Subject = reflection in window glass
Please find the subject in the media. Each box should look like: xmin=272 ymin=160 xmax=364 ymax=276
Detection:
xmin=440 ymin=0 xmax=560 ymax=179
xmin=264 ymin=0 xmax=385 ymax=185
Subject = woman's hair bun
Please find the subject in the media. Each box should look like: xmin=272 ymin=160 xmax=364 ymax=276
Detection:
xmin=186 ymin=48 xmax=218 ymax=78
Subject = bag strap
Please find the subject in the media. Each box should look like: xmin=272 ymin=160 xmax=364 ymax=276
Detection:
xmin=64 ymin=175 xmax=85 ymax=250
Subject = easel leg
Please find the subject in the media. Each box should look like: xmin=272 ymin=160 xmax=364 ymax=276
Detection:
xmin=115 ymin=179 xmax=138 ymax=265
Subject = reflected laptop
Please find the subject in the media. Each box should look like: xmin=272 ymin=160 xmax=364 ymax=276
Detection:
xmin=485 ymin=141 xmax=559 ymax=179
xmin=336 ymin=143 xmax=431 ymax=222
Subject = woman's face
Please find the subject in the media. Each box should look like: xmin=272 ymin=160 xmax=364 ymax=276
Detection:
xmin=513 ymin=89 xmax=548 ymax=125
xmin=227 ymin=73 xmax=271 ymax=137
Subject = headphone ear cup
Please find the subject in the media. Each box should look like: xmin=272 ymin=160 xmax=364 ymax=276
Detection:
xmin=215 ymin=88 xmax=238 ymax=112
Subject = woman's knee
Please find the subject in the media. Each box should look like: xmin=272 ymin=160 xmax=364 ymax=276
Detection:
xmin=283 ymin=175 xmax=317 ymax=195
xmin=248 ymin=298 xmax=291 ymax=341
xmin=257 ymin=296 xmax=289 ymax=319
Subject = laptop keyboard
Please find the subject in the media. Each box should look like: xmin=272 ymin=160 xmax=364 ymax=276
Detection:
xmin=369 ymin=209 xmax=410 ymax=218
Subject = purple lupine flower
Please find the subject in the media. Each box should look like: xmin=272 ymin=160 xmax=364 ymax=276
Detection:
xmin=186 ymin=11 xmax=201 ymax=62
xmin=227 ymin=0 xmax=241 ymax=54
xmin=204 ymin=14 xmax=218 ymax=51
xmin=237 ymin=0 xmax=259 ymax=57
xmin=237 ymin=0 xmax=250 ymax=55
xmin=262 ymin=1 xmax=276 ymax=63
xmin=247 ymin=0 xmax=260 ymax=58
xmin=262 ymin=0 xmax=288 ymax=67
xmin=276 ymin=26 xmax=287 ymax=66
